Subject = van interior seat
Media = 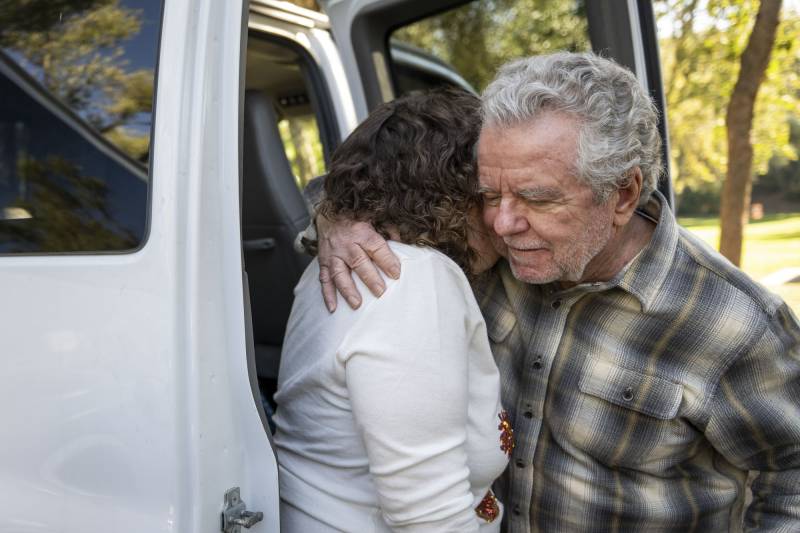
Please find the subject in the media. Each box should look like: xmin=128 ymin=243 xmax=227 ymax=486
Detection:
xmin=242 ymin=90 xmax=311 ymax=387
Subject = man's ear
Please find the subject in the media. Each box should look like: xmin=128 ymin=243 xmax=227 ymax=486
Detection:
xmin=613 ymin=167 xmax=643 ymax=226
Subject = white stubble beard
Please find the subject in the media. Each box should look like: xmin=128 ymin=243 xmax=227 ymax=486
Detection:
xmin=506 ymin=205 xmax=615 ymax=285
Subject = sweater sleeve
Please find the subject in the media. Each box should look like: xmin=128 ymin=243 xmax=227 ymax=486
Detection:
xmin=339 ymin=253 xmax=480 ymax=532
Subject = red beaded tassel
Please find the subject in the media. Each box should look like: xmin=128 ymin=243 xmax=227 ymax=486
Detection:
xmin=498 ymin=410 xmax=515 ymax=456
xmin=475 ymin=490 xmax=500 ymax=522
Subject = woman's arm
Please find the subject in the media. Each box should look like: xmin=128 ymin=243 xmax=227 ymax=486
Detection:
xmin=340 ymin=253 xmax=480 ymax=532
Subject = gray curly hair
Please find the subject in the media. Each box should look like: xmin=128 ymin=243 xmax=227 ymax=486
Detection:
xmin=481 ymin=52 xmax=662 ymax=206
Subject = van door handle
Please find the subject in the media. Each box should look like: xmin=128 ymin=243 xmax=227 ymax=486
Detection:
xmin=243 ymin=238 xmax=275 ymax=251
xmin=222 ymin=487 xmax=264 ymax=532
xmin=231 ymin=511 xmax=264 ymax=528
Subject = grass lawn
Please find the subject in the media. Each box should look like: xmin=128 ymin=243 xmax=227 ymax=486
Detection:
xmin=678 ymin=213 xmax=800 ymax=314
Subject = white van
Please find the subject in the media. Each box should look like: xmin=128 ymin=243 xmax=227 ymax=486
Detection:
xmin=0 ymin=1 xmax=670 ymax=531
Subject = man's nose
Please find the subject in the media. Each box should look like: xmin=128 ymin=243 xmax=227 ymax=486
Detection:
xmin=492 ymin=199 xmax=529 ymax=237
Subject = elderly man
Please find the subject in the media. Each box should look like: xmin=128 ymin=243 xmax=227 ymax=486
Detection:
xmin=310 ymin=52 xmax=800 ymax=532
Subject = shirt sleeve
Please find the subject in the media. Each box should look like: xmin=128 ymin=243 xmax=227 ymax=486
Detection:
xmin=339 ymin=253 xmax=481 ymax=532
xmin=704 ymin=303 xmax=800 ymax=531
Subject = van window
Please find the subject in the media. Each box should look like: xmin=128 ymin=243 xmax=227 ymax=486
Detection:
xmin=0 ymin=1 xmax=163 ymax=253
xmin=390 ymin=0 xmax=591 ymax=94
xmin=278 ymin=110 xmax=326 ymax=190
xmin=247 ymin=35 xmax=333 ymax=190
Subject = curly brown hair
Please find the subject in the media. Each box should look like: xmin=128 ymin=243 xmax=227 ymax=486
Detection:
xmin=317 ymin=88 xmax=483 ymax=274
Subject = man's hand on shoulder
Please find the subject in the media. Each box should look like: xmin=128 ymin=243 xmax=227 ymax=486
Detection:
xmin=317 ymin=215 xmax=400 ymax=312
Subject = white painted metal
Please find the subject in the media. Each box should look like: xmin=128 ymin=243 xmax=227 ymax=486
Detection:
xmin=319 ymin=0 xmax=399 ymax=121
xmin=0 ymin=0 xmax=279 ymax=531
xmin=307 ymin=27 xmax=362 ymax=136
xmin=251 ymin=0 xmax=331 ymax=28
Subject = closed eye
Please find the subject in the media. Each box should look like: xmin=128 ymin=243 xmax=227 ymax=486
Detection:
xmin=478 ymin=186 xmax=501 ymax=207
xmin=482 ymin=193 xmax=501 ymax=206
xmin=517 ymin=188 xmax=563 ymax=206
xmin=524 ymin=198 xmax=553 ymax=207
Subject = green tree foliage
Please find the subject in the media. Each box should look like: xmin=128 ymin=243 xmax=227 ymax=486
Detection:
xmin=279 ymin=116 xmax=325 ymax=189
xmin=0 ymin=0 xmax=104 ymax=33
xmin=393 ymin=0 xmax=590 ymax=92
xmin=0 ymin=0 xmax=154 ymax=163
xmin=656 ymin=0 xmax=800 ymax=214
xmin=755 ymin=117 xmax=800 ymax=200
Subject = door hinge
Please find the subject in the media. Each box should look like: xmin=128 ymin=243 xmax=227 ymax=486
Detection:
xmin=221 ymin=487 xmax=264 ymax=533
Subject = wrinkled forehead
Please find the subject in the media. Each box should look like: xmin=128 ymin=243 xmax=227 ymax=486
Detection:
xmin=477 ymin=114 xmax=581 ymax=176
xmin=479 ymin=110 xmax=580 ymax=145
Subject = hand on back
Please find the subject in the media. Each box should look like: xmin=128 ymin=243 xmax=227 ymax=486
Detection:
xmin=317 ymin=215 xmax=400 ymax=312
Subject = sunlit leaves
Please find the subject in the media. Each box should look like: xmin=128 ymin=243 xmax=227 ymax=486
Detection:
xmin=393 ymin=0 xmax=589 ymax=92
xmin=657 ymin=0 xmax=799 ymax=205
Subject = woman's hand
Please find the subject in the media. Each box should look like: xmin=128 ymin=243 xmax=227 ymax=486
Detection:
xmin=317 ymin=215 xmax=401 ymax=312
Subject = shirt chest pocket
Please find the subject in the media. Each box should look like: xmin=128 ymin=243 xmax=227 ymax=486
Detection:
xmin=579 ymin=359 xmax=683 ymax=420
xmin=571 ymin=359 xmax=691 ymax=470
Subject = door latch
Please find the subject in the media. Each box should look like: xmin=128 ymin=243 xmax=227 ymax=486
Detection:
xmin=222 ymin=487 xmax=264 ymax=533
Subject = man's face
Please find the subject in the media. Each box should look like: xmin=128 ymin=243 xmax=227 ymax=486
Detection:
xmin=477 ymin=112 xmax=616 ymax=285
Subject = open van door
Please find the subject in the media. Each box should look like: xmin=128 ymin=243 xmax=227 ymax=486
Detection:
xmin=0 ymin=0 xmax=279 ymax=531
xmin=321 ymin=0 xmax=673 ymax=202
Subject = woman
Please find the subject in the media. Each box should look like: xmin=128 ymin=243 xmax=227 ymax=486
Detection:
xmin=272 ymin=88 xmax=512 ymax=532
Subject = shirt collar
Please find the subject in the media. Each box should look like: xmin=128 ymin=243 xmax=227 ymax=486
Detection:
xmin=612 ymin=190 xmax=679 ymax=312
xmin=535 ymin=190 xmax=679 ymax=312
xmin=474 ymin=266 xmax=518 ymax=344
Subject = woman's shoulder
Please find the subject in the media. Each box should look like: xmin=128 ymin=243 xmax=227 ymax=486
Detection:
xmin=381 ymin=242 xmax=480 ymax=320
xmin=387 ymin=241 xmax=470 ymax=285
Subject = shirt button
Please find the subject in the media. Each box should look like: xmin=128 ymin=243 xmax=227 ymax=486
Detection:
xmin=622 ymin=387 xmax=634 ymax=401
xmin=513 ymin=505 xmax=521 ymax=516
xmin=551 ymin=299 xmax=562 ymax=309
xmin=515 ymin=459 xmax=526 ymax=468
xmin=523 ymin=410 xmax=534 ymax=419
xmin=531 ymin=357 xmax=543 ymax=369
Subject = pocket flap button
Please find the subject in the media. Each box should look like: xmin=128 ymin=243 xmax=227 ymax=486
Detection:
xmin=622 ymin=387 xmax=634 ymax=402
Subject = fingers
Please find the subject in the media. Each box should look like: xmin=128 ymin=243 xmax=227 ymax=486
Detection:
xmin=319 ymin=257 xmax=363 ymax=312
xmin=350 ymin=250 xmax=386 ymax=298
xmin=318 ymin=264 xmax=337 ymax=313
xmin=362 ymin=234 xmax=401 ymax=280
xmin=330 ymin=256 xmax=362 ymax=310
xmin=315 ymin=218 xmax=400 ymax=311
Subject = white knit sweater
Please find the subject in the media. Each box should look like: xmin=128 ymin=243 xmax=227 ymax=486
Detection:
xmin=273 ymin=242 xmax=510 ymax=532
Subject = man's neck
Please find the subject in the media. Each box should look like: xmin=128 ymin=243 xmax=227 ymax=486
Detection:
xmin=560 ymin=211 xmax=656 ymax=289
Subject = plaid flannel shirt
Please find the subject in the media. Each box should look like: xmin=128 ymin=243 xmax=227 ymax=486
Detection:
xmin=475 ymin=192 xmax=800 ymax=533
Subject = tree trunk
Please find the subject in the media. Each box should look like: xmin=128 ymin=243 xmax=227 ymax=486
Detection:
xmin=719 ymin=0 xmax=782 ymax=265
